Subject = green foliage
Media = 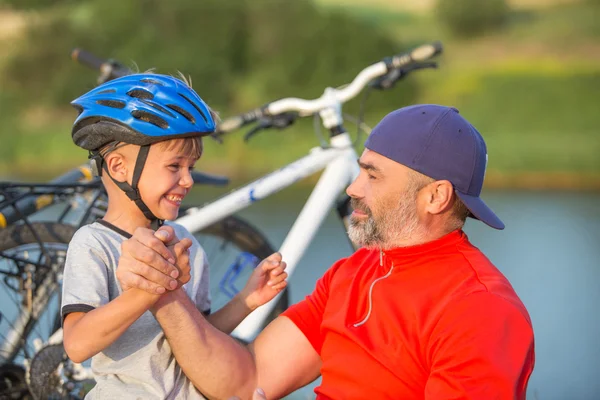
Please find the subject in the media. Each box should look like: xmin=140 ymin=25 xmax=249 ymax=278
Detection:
xmin=0 ymin=0 xmax=76 ymax=10
xmin=435 ymin=0 xmax=510 ymax=37
xmin=2 ymin=0 xmax=416 ymax=114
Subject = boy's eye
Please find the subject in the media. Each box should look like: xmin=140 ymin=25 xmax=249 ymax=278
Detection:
xmin=168 ymin=164 xmax=180 ymax=170
xmin=368 ymin=174 xmax=376 ymax=180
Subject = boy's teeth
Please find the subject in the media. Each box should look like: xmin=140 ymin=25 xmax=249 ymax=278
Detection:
xmin=166 ymin=195 xmax=182 ymax=202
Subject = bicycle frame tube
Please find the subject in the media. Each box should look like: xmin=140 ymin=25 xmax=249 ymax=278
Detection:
xmin=176 ymin=134 xmax=357 ymax=233
xmin=232 ymin=145 xmax=359 ymax=341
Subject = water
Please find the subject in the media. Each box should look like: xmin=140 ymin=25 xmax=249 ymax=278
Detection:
xmin=193 ymin=188 xmax=600 ymax=400
xmin=2 ymin=187 xmax=599 ymax=399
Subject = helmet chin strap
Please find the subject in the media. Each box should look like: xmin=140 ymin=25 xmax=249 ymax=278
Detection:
xmin=99 ymin=145 xmax=164 ymax=230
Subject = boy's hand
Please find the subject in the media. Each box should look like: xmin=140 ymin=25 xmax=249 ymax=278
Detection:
xmin=166 ymin=239 xmax=192 ymax=289
xmin=240 ymin=252 xmax=288 ymax=311
xmin=117 ymin=226 xmax=189 ymax=294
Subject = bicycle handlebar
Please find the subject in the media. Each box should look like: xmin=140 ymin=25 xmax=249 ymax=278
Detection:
xmin=215 ymin=41 xmax=443 ymax=134
xmin=71 ymin=48 xmax=131 ymax=83
xmin=0 ymin=166 xmax=94 ymax=228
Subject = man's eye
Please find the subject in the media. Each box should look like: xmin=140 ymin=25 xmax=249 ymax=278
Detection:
xmin=188 ymin=166 xmax=195 ymax=172
xmin=368 ymin=174 xmax=376 ymax=180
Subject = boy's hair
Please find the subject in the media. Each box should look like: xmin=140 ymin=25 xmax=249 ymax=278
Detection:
xmin=156 ymin=136 xmax=203 ymax=159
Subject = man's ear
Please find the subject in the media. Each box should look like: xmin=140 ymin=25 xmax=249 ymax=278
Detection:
xmin=423 ymin=180 xmax=454 ymax=216
xmin=104 ymin=152 xmax=128 ymax=183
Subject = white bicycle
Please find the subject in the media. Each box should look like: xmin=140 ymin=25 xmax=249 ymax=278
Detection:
xmin=180 ymin=40 xmax=443 ymax=340
xmin=0 ymin=41 xmax=442 ymax=398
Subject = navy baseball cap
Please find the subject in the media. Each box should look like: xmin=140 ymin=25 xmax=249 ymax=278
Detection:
xmin=364 ymin=104 xmax=504 ymax=230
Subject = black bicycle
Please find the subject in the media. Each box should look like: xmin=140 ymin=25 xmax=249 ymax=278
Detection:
xmin=0 ymin=166 xmax=286 ymax=399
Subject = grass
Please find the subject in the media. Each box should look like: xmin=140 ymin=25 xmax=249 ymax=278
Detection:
xmin=1 ymin=0 xmax=599 ymax=189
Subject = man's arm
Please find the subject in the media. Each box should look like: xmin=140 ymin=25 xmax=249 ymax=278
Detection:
xmin=425 ymin=292 xmax=535 ymax=400
xmin=151 ymin=289 xmax=321 ymax=400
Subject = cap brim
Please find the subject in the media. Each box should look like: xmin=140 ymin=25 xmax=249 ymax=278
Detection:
xmin=456 ymin=191 xmax=505 ymax=230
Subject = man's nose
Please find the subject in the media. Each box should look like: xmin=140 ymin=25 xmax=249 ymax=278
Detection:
xmin=346 ymin=177 xmax=362 ymax=199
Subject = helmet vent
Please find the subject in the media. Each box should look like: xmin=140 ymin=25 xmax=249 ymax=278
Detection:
xmin=179 ymin=93 xmax=208 ymax=123
xmin=167 ymin=104 xmax=195 ymax=124
xmin=131 ymin=110 xmax=169 ymax=129
xmin=96 ymin=99 xmax=126 ymax=109
xmin=140 ymin=99 xmax=175 ymax=117
xmin=127 ymin=89 xmax=154 ymax=100
xmin=98 ymin=89 xmax=117 ymax=94
xmin=140 ymin=78 xmax=164 ymax=85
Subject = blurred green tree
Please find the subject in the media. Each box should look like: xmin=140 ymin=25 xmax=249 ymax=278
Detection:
xmin=436 ymin=0 xmax=510 ymax=37
xmin=2 ymin=0 xmax=417 ymax=115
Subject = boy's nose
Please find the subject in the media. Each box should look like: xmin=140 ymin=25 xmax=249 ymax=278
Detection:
xmin=180 ymin=170 xmax=194 ymax=188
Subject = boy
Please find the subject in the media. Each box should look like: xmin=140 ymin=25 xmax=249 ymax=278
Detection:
xmin=61 ymin=73 xmax=287 ymax=399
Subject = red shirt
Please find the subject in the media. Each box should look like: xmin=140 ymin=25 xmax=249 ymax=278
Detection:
xmin=282 ymin=230 xmax=535 ymax=399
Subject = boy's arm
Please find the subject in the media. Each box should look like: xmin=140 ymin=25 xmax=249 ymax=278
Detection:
xmin=63 ymin=289 xmax=159 ymax=363
xmin=206 ymin=294 xmax=252 ymax=334
xmin=205 ymin=253 xmax=288 ymax=334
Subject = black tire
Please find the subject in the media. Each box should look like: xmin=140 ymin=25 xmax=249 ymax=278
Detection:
xmin=0 ymin=222 xmax=73 ymax=364
xmin=0 ymin=363 xmax=31 ymax=399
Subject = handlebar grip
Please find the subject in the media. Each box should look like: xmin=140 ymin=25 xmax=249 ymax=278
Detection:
xmin=216 ymin=107 xmax=265 ymax=134
xmin=71 ymin=48 xmax=105 ymax=71
xmin=217 ymin=116 xmax=245 ymax=134
xmin=391 ymin=41 xmax=443 ymax=68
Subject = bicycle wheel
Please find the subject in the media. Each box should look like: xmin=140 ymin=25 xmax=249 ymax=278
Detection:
xmin=186 ymin=214 xmax=289 ymax=333
xmin=0 ymin=222 xmax=74 ymax=366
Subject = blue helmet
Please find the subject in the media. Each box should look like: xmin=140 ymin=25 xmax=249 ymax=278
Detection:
xmin=70 ymin=73 xmax=216 ymax=229
xmin=71 ymin=73 xmax=216 ymax=150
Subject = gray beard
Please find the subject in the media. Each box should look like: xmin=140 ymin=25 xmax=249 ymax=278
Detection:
xmin=347 ymin=192 xmax=420 ymax=250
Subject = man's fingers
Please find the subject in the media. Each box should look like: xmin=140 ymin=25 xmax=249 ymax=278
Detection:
xmin=124 ymin=241 xmax=179 ymax=278
xmin=130 ymin=258 xmax=178 ymax=290
xmin=155 ymin=225 xmax=181 ymax=246
xmin=129 ymin=227 xmax=176 ymax=264
xmin=120 ymin=270 xmax=167 ymax=295
xmin=253 ymin=388 xmax=267 ymax=400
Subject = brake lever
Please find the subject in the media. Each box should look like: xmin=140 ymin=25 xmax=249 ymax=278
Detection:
xmin=370 ymin=62 xmax=438 ymax=90
xmin=244 ymin=119 xmax=272 ymax=142
xmin=243 ymin=112 xmax=297 ymax=142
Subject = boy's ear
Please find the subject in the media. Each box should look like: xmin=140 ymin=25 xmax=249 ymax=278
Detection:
xmin=104 ymin=152 xmax=128 ymax=183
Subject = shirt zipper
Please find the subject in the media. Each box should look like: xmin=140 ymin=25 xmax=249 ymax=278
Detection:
xmin=353 ymin=250 xmax=394 ymax=328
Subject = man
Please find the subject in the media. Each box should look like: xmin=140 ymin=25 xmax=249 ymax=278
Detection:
xmin=116 ymin=105 xmax=535 ymax=399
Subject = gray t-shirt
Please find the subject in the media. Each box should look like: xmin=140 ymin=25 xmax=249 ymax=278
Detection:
xmin=61 ymin=220 xmax=210 ymax=400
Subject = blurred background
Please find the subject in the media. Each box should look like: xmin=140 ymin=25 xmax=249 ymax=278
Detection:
xmin=0 ymin=0 xmax=599 ymax=398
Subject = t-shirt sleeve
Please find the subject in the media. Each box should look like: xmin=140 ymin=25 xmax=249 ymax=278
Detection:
xmin=61 ymin=228 xmax=110 ymax=321
xmin=281 ymin=257 xmax=347 ymax=355
xmin=425 ymin=292 xmax=535 ymax=400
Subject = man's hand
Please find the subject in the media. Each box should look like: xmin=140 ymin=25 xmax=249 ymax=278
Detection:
xmin=117 ymin=226 xmax=190 ymax=294
xmin=227 ymin=388 xmax=267 ymax=400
